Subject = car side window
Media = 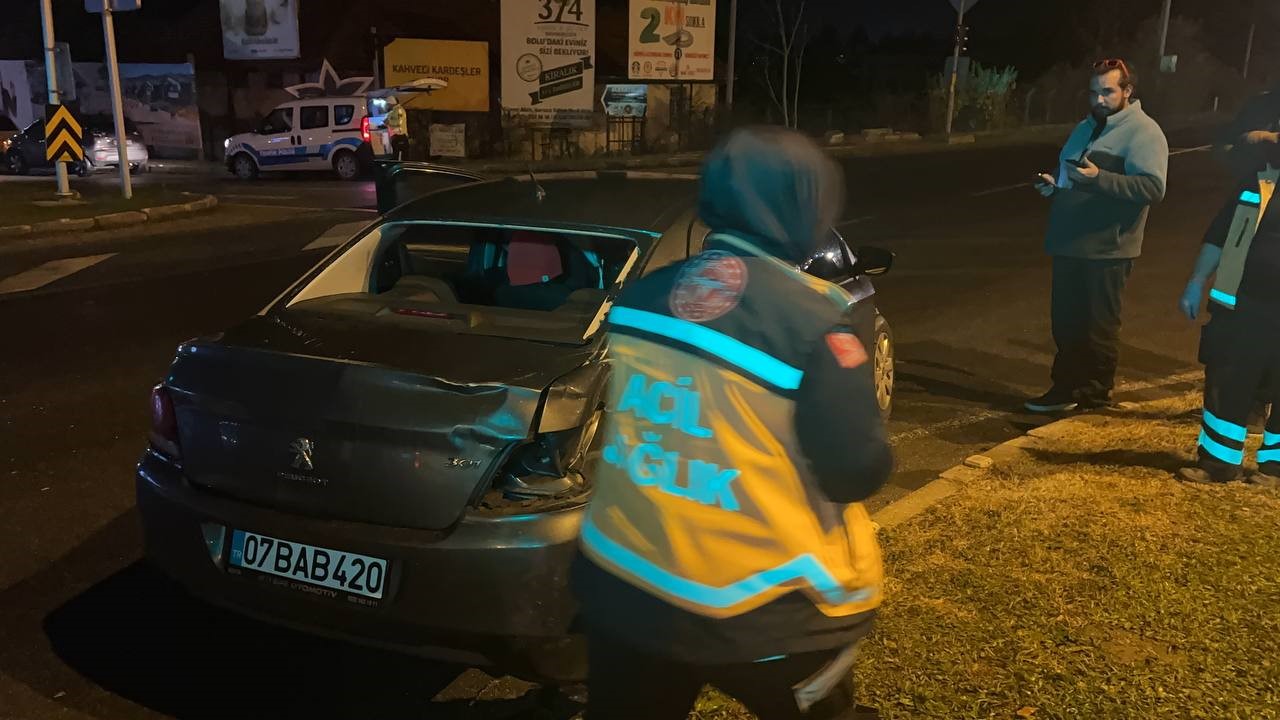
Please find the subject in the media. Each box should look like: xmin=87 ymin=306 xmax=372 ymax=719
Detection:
xmin=300 ymin=105 xmax=329 ymax=131
xmin=334 ymin=105 xmax=355 ymax=126
xmin=260 ymin=107 xmax=293 ymax=134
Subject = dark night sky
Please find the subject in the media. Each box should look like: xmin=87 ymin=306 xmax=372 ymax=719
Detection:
xmin=0 ymin=0 xmax=1274 ymax=82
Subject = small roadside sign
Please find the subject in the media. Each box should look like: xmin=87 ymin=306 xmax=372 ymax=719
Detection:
xmin=45 ymin=104 xmax=85 ymax=163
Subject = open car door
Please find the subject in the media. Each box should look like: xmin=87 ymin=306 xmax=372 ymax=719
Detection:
xmin=373 ymin=160 xmax=491 ymax=213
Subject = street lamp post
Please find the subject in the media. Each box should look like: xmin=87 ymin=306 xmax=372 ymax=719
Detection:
xmin=39 ymin=0 xmax=72 ymax=198
xmin=944 ymin=0 xmax=967 ymax=137
xmin=1156 ymin=0 xmax=1172 ymax=64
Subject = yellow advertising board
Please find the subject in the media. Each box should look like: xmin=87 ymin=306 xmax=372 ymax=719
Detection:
xmin=383 ymin=39 xmax=490 ymax=112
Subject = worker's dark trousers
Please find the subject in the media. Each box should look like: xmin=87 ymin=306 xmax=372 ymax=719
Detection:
xmin=584 ymin=632 xmax=864 ymax=720
xmin=1050 ymin=257 xmax=1135 ymax=404
xmin=1197 ymin=306 xmax=1280 ymax=480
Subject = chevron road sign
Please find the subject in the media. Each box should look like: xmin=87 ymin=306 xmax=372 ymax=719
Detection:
xmin=45 ymin=104 xmax=84 ymax=163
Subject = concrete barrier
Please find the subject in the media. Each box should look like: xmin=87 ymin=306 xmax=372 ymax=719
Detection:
xmin=94 ymin=210 xmax=148 ymax=230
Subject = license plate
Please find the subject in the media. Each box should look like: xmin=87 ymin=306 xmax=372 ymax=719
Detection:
xmin=228 ymin=530 xmax=388 ymax=600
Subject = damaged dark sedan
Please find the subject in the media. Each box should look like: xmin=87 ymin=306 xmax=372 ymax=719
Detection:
xmin=136 ymin=167 xmax=895 ymax=682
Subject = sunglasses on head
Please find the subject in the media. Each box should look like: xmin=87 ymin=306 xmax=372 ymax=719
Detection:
xmin=1093 ymin=58 xmax=1129 ymax=71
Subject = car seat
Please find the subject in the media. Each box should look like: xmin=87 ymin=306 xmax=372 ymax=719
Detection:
xmin=493 ymin=231 xmax=575 ymax=311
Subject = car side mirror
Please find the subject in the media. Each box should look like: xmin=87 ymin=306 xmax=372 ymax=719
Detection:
xmin=851 ymin=245 xmax=894 ymax=277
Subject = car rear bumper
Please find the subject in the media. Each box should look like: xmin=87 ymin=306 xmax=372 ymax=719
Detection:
xmin=135 ymin=450 xmax=588 ymax=682
xmin=88 ymin=145 xmax=149 ymax=168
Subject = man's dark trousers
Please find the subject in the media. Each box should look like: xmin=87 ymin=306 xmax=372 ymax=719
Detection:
xmin=1050 ymin=256 xmax=1135 ymax=405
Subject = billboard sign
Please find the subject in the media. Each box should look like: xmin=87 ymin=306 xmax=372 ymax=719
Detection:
xmin=501 ymin=0 xmax=596 ymax=128
xmin=628 ymin=0 xmax=715 ymax=81
xmin=601 ymin=84 xmax=647 ymax=116
xmin=383 ymin=40 xmax=490 ymax=112
xmin=219 ymin=0 xmax=301 ymax=60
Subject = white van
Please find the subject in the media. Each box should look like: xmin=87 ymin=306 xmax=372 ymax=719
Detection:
xmin=224 ymin=96 xmax=371 ymax=181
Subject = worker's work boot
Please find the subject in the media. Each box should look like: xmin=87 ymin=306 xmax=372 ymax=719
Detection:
xmin=1248 ymin=472 xmax=1280 ymax=490
xmin=1177 ymin=466 xmax=1242 ymax=485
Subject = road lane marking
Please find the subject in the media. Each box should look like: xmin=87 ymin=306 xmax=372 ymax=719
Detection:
xmin=303 ymin=220 xmax=375 ymax=251
xmin=219 ymin=193 xmax=301 ymax=201
xmin=969 ymin=145 xmax=1213 ymax=197
xmin=0 ymin=254 xmax=116 ymax=294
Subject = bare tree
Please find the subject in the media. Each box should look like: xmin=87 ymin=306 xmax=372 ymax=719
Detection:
xmin=753 ymin=0 xmax=808 ymax=129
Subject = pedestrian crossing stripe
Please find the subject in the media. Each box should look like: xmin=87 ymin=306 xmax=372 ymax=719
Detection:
xmin=45 ymin=104 xmax=84 ymax=163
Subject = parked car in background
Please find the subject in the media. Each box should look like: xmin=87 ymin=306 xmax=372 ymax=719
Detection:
xmin=4 ymin=116 xmax=150 ymax=176
xmin=224 ymin=95 xmax=371 ymax=181
xmin=0 ymin=116 xmax=18 ymax=158
xmin=136 ymin=166 xmax=896 ymax=684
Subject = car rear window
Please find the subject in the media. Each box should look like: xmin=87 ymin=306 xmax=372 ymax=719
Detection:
xmin=334 ymin=105 xmax=355 ymax=126
xmin=286 ymin=221 xmax=639 ymax=342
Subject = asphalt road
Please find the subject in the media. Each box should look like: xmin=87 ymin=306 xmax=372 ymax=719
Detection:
xmin=0 ymin=132 xmax=1229 ymax=719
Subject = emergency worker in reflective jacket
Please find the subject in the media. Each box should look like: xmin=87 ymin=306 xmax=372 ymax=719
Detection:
xmin=1178 ymin=147 xmax=1280 ymax=486
xmin=572 ymin=127 xmax=893 ymax=719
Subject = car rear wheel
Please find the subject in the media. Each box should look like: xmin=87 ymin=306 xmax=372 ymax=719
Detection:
xmin=873 ymin=313 xmax=894 ymax=420
xmin=333 ymin=150 xmax=359 ymax=181
xmin=232 ymin=153 xmax=258 ymax=180
xmin=10 ymin=153 xmax=28 ymax=175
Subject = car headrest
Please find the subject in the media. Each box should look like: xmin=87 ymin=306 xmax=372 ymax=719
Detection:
xmin=507 ymin=231 xmax=564 ymax=287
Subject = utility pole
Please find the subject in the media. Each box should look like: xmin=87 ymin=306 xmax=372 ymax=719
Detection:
xmin=1156 ymin=0 xmax=1172 ymax=64
xmin=725 ymin=0 xmax=738 ymax=115
xmin=100 ymin=2 xmax=132 ymax=199
xmin=1243 ymin=21 xmax=1256 ymax=80
xmin=39 ymin=0 xmax=72 ymax=198
xmin=944 ymin=0 xmax=967 ymax=137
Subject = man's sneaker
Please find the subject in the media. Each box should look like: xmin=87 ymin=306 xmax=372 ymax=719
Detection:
xmin=1178 ymin=467 xmax=1241 ymax=485
xmin=1025 ymin=388 xmax=1079 ymax=413
xmin=1249 ymin=472 xmax=1280 ymax=490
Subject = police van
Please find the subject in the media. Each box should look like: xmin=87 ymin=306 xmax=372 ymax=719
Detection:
xmin=223 ymin=96 xmax=371 ymax=181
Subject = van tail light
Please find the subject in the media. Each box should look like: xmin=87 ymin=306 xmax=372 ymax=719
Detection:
xmin=361 ymin=117 xmax=371 ymax=143
xmin=149 ymin=384 xmax=181 ymax=459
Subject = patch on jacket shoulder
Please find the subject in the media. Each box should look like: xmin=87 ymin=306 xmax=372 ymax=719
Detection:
xmin=669 ymin=251 xmax=749 ymax=323
xmin=825 ymin=332 xmax=868 ymax=369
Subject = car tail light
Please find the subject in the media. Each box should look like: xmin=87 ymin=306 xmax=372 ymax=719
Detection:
xmin=149 ymin=384 xmax=181 ymax=459
xmin=361 ymin=117 xmax=371 ymax=143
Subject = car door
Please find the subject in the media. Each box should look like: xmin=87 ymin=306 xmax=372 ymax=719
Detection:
xmin=21 ymin=121 xmax=47 ymax=168
xmin=373 ymin=162 xmax=489 ymax=213
xmin=297 ymin=103 xmax=331 ymax=169
xmin=254 ymin=105 xmax=299 ymax=172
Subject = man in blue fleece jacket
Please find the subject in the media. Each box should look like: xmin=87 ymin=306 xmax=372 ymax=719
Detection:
xmin=1028 ymin=59 xmax=1169 ymax=412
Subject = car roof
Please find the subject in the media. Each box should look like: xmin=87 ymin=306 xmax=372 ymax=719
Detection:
xmin=386 ymin=171 xmax=701 ymax=234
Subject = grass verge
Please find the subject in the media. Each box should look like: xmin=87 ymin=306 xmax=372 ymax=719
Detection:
xmin=695 ymin=394 xmax=1280 ymax=719
xmin=0 ymin=182 xmax=192 ymax=225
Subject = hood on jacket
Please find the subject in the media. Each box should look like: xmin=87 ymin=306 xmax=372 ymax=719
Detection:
xmin=698 ymin=126 xmax=846 ymax=264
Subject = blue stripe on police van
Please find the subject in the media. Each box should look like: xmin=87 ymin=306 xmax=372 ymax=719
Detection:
xmin=1203 ymin=409 xmax=1248 ymax=443
xmin=1240 ymin=190 xmax=1262 ymax=206
xmin=1199 ymin=430 xmax=1245 ymax=465
xmin=580 ymin=517 xmax=876 ymax=609
xmin=1209 ymin=289 xmax=1238 ymax=308
xmin=608 ymin=306 xmax=805 ymax=391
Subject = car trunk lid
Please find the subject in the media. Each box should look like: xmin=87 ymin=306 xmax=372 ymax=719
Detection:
xmin=166 ymin=314 xmax=595 ymax=531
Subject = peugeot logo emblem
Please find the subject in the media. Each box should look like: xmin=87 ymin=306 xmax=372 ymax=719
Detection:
xmin=289 ymin=438 xmax=315 ymax=471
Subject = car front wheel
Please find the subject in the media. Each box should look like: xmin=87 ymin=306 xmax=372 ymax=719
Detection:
xmin=873 ymin=313 xmax=894 ymax=420
xmin=231 ymin=153 xmax=258 ymax=180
